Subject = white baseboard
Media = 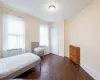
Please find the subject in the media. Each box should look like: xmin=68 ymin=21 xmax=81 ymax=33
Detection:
xmin=58 ymin=54 xmax=64 ymax=57
xmin=51 ymin=53 xmax=64 ymax=57
xmin=66 ymin=54 xmax=100 ymax=80
xmin=81 ymin=62 xmax=100 ymax=80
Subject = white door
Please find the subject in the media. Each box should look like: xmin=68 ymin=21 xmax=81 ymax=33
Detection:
xmin=50 ymin=27 xmax=59 ymax=55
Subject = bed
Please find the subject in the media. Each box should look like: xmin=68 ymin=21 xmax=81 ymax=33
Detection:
xmin=0 ymin=53 xmax=41 ymax=80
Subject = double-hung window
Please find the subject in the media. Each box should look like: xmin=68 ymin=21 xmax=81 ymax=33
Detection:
xmin=39 ymin=24 xmax=49 ymax=46
xmin=3 ymin=13 xmax=25 ymax=52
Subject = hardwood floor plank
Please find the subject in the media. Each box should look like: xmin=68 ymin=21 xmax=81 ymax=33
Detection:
xmin=16 ymin=54 xmax=94 ymax=80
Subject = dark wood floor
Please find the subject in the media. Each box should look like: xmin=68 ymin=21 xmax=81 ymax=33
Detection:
xmin=16 ymin=54 xmax=94 ymax=80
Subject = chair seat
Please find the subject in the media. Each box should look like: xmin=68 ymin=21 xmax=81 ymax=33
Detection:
xmin=34 ymin=47 xmax=44 ymax=53
xmin=34 ymin=47 xmax=44 ymax=57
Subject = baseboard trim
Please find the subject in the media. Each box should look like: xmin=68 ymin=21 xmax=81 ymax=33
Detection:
xmin=50 ymin=53 xmax=64 ymax=57
xmin=81 ymin=62 xmax=100 ymax=80
xmin=66 ymin=54 xmax=100 ymax=80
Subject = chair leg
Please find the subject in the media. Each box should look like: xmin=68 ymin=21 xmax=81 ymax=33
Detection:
xmin=43 ymin=52 xmax=44 ymax=59
xmin=40 ymin=61 xmax=41 ymax=73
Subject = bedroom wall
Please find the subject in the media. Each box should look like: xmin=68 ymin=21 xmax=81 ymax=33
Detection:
xmin=65 ymin=0 xmax=100 ymax=75
xmin=0 ymin=5 xmax=48 ymax=58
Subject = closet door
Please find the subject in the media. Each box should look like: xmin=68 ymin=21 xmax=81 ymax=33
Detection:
xmin=50 ymin=27 xmax=59 ymax=55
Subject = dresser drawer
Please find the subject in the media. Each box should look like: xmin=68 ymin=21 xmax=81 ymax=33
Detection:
xmin=70 ymin=47 xmax=77 ymax=56
xmin=70 ymin=52 xmax=76 ymax=56
xmin=69 ymin=45 xmax=80 ymax=65
xmin=70 ymin=55 xmax=77 ymax=62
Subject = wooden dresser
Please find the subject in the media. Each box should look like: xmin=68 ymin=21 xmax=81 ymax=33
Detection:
xmin=70 ymin=45 xmax=80 ymax=65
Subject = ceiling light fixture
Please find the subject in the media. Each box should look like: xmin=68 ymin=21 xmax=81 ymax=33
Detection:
xmin=48 ymin=5 xmax=56 ymax=11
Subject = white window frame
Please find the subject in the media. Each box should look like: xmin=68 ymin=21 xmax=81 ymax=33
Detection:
xmin=39 ymin=24 xmax=49 ymax=46
xmin=3 ymin=13 xmax=25 ymax=52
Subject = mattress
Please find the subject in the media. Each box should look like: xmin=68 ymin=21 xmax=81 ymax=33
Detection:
xmin=0 ymin=53 xmax=40 ymax=79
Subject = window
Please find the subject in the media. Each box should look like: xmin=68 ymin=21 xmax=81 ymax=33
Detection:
xmin=3 ymin=14 xmax=25 ymax=51
xmin=39 ymin=24 xmax=49 ymax=46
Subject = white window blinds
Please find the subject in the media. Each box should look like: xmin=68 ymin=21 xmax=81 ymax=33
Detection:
xmin=3 ymin=13 xmax=25 ymax=51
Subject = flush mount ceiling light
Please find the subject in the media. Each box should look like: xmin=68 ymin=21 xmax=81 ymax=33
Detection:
xmin=48 ymin=5 xmax=56 ymax=11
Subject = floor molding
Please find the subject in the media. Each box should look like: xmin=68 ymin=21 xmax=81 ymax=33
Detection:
xmin=50 ymin=53 xmax=64 ymax=57
xmin=62 ymin=55 xmax=100 ymax=80
xmin=81 ymin=62 xmax=100 ymax=80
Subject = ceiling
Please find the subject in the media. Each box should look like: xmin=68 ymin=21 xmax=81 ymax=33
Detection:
xmin=0 ymin=0 xmax=91 ymax=22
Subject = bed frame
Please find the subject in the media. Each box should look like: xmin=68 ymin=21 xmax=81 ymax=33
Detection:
xmin=1 ymin=60 xmax=41 ymax=80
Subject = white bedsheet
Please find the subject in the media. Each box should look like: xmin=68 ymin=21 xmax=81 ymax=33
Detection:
xmin=0 ymin=53 xmax=40 ymax=79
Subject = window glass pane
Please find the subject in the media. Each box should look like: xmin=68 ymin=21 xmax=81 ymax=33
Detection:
xmin=40 ymin=26 xmax=44 ymax=35
xmin=8 ymin=36 xmax=18 ymax=49
xmin=18 ymin=37 xmax=25 ymax=49
xmin=7 ymin=18 xmax=18 ymax=34
xmin=8 ymin=18 xmax=24 ymax=36
xmin=39 ymin=25 xmax=48 ymax=46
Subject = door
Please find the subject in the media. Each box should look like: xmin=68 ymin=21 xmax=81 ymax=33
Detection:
xmin=50 ymin=27 xmax=59 ymax=55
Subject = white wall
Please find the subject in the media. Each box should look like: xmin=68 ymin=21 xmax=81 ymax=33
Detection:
xmin=65 ymin=0 xmax=100 ymax=75
xmin=52 ymin=20 xmax=65 ymax=57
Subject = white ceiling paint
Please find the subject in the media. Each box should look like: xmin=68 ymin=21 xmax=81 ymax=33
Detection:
xmin=0 ymin=0 xmax=91 ymax=22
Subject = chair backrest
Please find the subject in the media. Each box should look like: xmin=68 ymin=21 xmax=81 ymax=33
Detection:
xmin=31 ymin=42 xmax=39 ymax=53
